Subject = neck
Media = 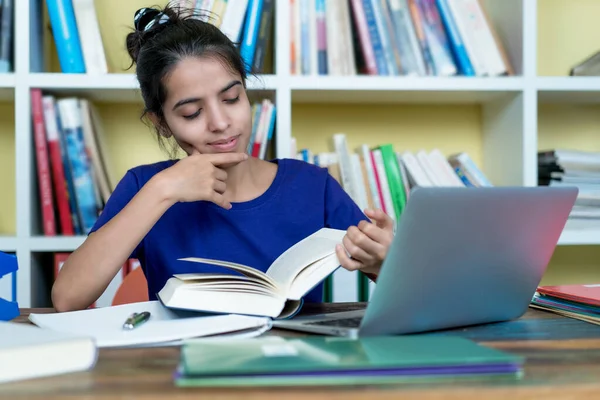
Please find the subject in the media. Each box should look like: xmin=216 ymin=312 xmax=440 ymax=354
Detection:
xmin=221 ymin=157 xmax=257 ymax=202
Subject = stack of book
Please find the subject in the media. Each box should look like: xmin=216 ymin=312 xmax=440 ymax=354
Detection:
xmin=531 ymin=284 xmax=600 ymax=326
xmin=538 ymin=149 xmax=600 ymax=223
xmin=174 ymin=335 xmax=524 ymax=387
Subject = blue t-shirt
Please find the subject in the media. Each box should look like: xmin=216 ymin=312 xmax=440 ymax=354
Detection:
xmin=90 ymin=158 xmax=367 ymax=303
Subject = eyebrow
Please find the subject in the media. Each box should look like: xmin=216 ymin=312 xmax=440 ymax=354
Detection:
xmin=172 ymin=80 xmax=242 ymax=111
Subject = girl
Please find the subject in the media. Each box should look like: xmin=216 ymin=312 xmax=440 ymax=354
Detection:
xmin=51 ymin=4 xmax=394 ymax=312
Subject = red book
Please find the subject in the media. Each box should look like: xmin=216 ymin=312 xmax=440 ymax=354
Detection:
xmin=31 ymin=89 xmax=56 ymax=236
xmin=537 ymin=284 xmax=600 ymax=307
xmin=42 ymin=95 xmax=74 ymax=235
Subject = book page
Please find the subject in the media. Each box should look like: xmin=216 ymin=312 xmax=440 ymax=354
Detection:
xmin=266 ymin=228 xmax=346 ymax=291
xmin=287 ymin=253 xmax=342 ymax=300
xmin=178 ymin=257 xmax=280 ymax=292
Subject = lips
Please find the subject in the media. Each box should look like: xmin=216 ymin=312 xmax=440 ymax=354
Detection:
xmin=208 ymin=135 xmax=240 ymax=152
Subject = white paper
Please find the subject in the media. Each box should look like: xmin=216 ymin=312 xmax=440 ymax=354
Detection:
xmin=29 ymin=301 xmax=272 ymax=348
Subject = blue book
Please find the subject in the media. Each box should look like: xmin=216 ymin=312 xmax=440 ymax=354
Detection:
xmin=46 ymin=0 xmax=86 ymax=73
xmin=0 ymin=251 xmax=18 ymax=321
xmin=435 ymin=0 xmax=475 ymax=76
xmin=240 ymin=0 xmax=264 ymax=73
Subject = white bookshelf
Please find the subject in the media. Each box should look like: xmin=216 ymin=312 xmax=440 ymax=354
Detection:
xmin=3 ymin=0 xmax=598 ymax=307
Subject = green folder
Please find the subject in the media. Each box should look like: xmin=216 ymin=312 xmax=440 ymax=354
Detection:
xmin=175 ymin=335 xmax=523 ymax=387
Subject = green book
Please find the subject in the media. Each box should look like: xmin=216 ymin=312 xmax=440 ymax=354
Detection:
xmin=175 ymin=335 xmax=523 ymax=387
xmin=378 ymin=144 xmax=407 ymax=220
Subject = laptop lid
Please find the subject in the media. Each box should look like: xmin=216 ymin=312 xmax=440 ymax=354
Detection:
xmin=358 ymin=186 xmax=578 ymax=336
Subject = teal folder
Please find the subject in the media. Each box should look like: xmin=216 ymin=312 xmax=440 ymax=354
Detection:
xmin=175 ymin=335 xmax=523 ymax=387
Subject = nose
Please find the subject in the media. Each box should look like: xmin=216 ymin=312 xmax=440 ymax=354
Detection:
xmin=206 ymin=103 xmax=229 ymax=133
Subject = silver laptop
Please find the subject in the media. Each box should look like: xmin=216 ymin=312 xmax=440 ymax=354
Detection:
xmin=273 ymin=186 xmax=578 ymax=337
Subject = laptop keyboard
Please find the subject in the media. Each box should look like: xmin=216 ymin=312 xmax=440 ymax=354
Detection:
xmin=305 ymin=317 xmax=363 ymax=328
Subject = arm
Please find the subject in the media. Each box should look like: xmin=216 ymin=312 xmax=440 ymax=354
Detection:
xmin=51 ymin=173 xmax=174 ymax=312
xmin=52 ymin=152 xmax=248 ymax=312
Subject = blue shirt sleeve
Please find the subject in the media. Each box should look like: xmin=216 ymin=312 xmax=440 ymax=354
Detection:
xmin=89 ymin=170 xmax=143 ymax=259
xmin=323 ymin=174 xmax=368 ymax=230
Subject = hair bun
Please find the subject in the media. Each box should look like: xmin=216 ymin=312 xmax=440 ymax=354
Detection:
xmin=134 ymin=8 xmax=166 ymax=32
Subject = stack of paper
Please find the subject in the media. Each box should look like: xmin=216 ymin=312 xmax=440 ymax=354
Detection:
xmin=530 ymin=284 xmax=600 ymax=325
xmin=174 ymin=336 xmax=524 ymax=387
xmin=29 ymin=301 xmax=273 ymax=348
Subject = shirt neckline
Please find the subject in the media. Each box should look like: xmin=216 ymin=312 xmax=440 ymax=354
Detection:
xmin=209 ymin=158 xmax=285 ymax=211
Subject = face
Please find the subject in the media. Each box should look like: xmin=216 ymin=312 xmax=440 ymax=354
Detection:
xmin=160 ymin=57 xmax=252 ymax=156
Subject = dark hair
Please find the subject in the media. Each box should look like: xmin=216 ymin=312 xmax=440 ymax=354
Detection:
xmin=125 ymin=4 xmax=248 ymax=155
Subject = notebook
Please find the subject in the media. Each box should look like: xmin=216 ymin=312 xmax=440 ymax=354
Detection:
xmin=0 ymin=321 xmax=97 ymax=384
xmin=29 ymin=301 xmax=272 ymax=348
xmin=175 ymin=335 xmax=524 ymax=387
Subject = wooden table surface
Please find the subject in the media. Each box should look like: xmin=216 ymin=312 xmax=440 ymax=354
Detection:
xmin=2 ymin=303 xmax=600 ymax=399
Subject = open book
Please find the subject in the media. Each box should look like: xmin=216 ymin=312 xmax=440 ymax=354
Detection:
xmin=157 ymin=228 xmax=346 ymax=319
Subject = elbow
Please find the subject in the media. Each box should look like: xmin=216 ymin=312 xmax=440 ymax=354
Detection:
xmin=51 ymin=280 xmax=82 ymax=313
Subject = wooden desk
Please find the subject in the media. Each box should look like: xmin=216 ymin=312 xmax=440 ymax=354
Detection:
xmin=2 ymin=303 xmax=600 ymax=399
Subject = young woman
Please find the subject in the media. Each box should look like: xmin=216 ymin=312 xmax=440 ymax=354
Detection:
xmin=51 ymin=5 xmax=394 ymax=312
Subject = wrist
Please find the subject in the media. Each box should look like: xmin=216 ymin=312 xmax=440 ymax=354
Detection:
xmin=148 ymin=173 xmax=178 ymax=207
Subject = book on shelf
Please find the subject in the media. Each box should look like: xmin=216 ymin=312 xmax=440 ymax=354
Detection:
xmin=291 ymin=0 xmax=513 ymax=76
xmin=538 ymin=149 xmax=600 ymax=221
xmin=43 ymin=0 xmax=274 ymax=74
xmin=157 ymin=228 xmax=347 ymax=319
xmin=0 ymin=0 xmax=13 ymax=73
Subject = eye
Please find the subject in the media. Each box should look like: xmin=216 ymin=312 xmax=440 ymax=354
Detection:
xmin=183 ymin=110 xmax=201 ymax=120
xmin=224 ymin=95 xmax=239 ymax=104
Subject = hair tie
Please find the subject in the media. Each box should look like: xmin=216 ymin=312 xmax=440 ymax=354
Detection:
xmin=134 ymin=8 xmax=170 ymax=32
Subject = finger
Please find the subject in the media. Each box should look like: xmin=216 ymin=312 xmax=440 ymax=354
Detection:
xmin=353 ymin=222 xmax=389 ymax=261
xmin=213 ymin=180 xmax=226 ymax=194
xmin=208 ymin=152 xmax=248 ymax=166
xmin=210 ymin=192 xmax=232 ymax=210
xmin=359 ymin=216 xmax=394 ymax=245
xmin=364 ymin=208 xmax=395 ymax=231
xmin=213 ymin=167 xmax=228 ymax=182
xmin=343 ymin=231 xmax=373 ymax=264
xmin=336 ymin=244 xmax=363 ymax=272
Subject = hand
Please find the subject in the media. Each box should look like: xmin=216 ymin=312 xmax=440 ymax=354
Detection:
xmin=158 ymin=151 xmax=248 ymax=209
xmin=335 ymin=209 xmax=394 ymax=277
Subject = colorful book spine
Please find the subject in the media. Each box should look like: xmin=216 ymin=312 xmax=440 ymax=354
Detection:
xmin=45 ymin=0 xmax=86 ymax=73
xmin=240 ymin=0 xmax=263 ymax=72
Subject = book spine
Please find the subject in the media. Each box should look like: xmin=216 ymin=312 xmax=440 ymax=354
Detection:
xmin=31 ymin=89 xmax=57 ymax=236
xmin=72 ymin=0 xmax=108 ymax=75
xmin=240 ymin=0 xmax=263 ymax=72
xmin=252 ymin=0 xmax=273 ymax=72
xmin=361 ymin=0 xmax=387 ymax=75
xmin=0 ymin=0 xmax=13 ymax=72
xmin=349 ymin=0 xmax=377 ymax=75
xmin=435 ymin=0 xmax=474 ymax=75
xmin=57 ymin=98 xmax=99 ymax=233
xmin=45 ymin=0 xmax=86 ymax=73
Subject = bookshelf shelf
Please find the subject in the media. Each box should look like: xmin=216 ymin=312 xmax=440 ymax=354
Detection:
xmin=290 ymin=76 xmax=524 ymax=104
xmin=559 ymin=228 xmax=600 ymax=246
xmin=537 ymin=77 xmax=600 ymax=104
xmin=0 ymin=236 xmax=16 ymax=252
xmin=28 ymin=236 xmax=86 ymax=252
xmin=25 ymin=73 xmax=279 ymax=103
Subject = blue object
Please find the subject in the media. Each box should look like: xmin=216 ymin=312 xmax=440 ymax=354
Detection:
xmin=89 ymin=158 xmax=367 ymax=304
xmin=0 ymin=251 xmax=19 ymax=321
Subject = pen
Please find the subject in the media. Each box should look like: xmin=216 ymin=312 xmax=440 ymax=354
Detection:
xmin=123 ymin=311 xmax=151 ymax=330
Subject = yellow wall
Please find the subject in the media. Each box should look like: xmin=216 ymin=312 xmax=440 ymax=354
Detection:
xmin=537 ymin=0 xmax=600 ymax=76
xmin=538 ymin=104 xmax=600 ymax=152
xmin=292 ymin=104 xmax=484 ymax=168
xmin=0 ymin=103 xmax=14 ymax=234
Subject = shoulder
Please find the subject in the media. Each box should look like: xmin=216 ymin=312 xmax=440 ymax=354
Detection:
xmin=123 ymin=159 xmax=178 ymax=188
